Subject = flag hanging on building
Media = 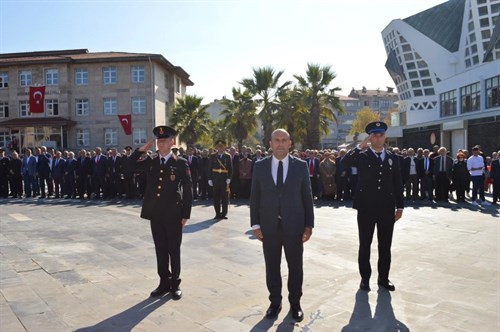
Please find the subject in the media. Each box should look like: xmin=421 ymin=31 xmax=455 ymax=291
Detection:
xmin=29 ymin=86 xmax=46 ymax=113
xmin=118 ymin=114 xmax=132 ymax=135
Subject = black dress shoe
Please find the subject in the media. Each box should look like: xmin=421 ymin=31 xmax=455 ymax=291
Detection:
xmin=265 ymin=304 xmax=282 ymax=319
xmin=214 ymin=214 xmax=221 ymax=220
xmin=359 ymin=279 xmax=370 ymax=291
xmin=221 ymin=215 xmax=228 ymax=220
xmin=291 ymin=305 xmax=304 ymax=322
xmin=172 ymin=288 xmax=182 ymax=300
xmin=377 ymin=279 xmax=395 ymax=291
xmin=150 ymin=284 xmax=170 ymax=297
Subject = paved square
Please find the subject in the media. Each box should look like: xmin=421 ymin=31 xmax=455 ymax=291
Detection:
xmin=0 ymin=198 xmax=499 ymax=331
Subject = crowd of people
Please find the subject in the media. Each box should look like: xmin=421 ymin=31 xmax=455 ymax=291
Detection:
xmin=0 ymin=142 xmax=498 ymax=207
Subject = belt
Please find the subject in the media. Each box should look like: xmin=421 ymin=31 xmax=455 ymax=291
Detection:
xmin=212 ymin=169 xmax=228 ymax=173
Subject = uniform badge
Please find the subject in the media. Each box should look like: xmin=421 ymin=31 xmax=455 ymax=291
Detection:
xmin=388 ymin=158 xmax=393 ymax=166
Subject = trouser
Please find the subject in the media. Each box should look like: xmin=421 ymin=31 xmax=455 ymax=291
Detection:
xmin=239 ymin=178 xmax=251 ymax=199
xmin=263 ymin=223 xmax=303 ymax=306
xmin=435 ymin=172 xmax=450 ymax=201
xmin=150 ymin=218 xmax=182 ymax=289
xmin=471 ymin=175 xmax=485 ymax=202
xmin=212 ymin=180 xmax=228 ymax=216
xmin=420 ymin=175 xmax=433 ymax=199
xmin=199 ymin=176 xmax=208 ymax=198
xmin=38 ymin=174 xmax=52 ymax=197
xmin=23 ymin=172 xmax=35 ymax=196
xmin=357 ymin=210 xmax=395 ymax=282
xmin=493 ymin=180 xmax=499 ymax=203
xmin=405 ymin=174 xmax=419 ymax=199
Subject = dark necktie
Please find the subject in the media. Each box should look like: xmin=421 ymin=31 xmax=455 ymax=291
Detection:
xmin=277 ymin=161 xmax=283 ymax=188
xmin=161 ymin=157 xmax=166 ymax=165
xmin=376 ymin=152 xmax=382 ymax=161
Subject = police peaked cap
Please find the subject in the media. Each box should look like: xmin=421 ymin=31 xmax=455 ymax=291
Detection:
xmin=365 ymin=121 xmax=388 ymax=134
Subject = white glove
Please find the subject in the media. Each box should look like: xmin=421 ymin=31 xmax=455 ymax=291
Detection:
xmin=226 ymin=179 xmax=231 ymax=185
xmin=208 ymin=180 xmax=213 ymax=186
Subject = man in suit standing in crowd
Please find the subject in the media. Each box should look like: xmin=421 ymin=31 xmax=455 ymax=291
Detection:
xmin=185 ymin=147 xmax=199 ymax=199
xmin=91 ymin=147 xmax=107 ymax=199
xmin=21 ymin=148 xmax=37 ymax=198
xmin=208 ymin=140 xmax=233 ymax=220
xmin=491 ymin=151 xmax=500 ymax=205
xmin=250 ymin=129 xmax=314 ymax=322
xmin=403 ymin=148 xmax=419 ymax=200
xmin=126 ymin=125 xmax=193 ymax=300
xmin=417 ymin=149 xmax=434 ymax=201
xmin=51 ymin=151 xmax=66 ymax=198
xmin=36 ymin=146 xmax=52 ymax=199
xmin=342 ymin=121 xmax=404 ymax=292
xmin=433 ymin=147 xmax=453 ymax=202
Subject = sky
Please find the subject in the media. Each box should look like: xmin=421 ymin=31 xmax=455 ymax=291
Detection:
xmin=0 ymin=0 xmax=447 ymax=103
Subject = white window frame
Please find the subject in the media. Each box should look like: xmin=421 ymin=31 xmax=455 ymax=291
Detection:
xmin=0 ymin=102 xmax=8 ymax=117
xmin=131 ymin=66 xmax=145 ymax=83
xmin=75 ymin=68 xmax=88 ymax=85
xmin=132 ymin=96 xmax=146 ymax=114
xmin=45 ymin=99 xmax=58 ymax=116
xmin=76 ymin=99 xmax=89 ymax=116
xmin=175 ymin=77 xmax=181 ymax=93
xmin=103 ymin=67 xmax=117 ymax=84
xmin=76 ymin=129 xmax=90 ymax=146
xmin=19 ymin=70 xmax=32 ymax=87
xmin=133 ymin=128 xmax=147 ymax=145
xmin=0 ymin=72 xmax=8 ymax=88
xmin=103 ymin=97 xmax=118 ymax=115
xmin=104 ymin=128 xmax=118 ymax=146
xmin=20 ymin=101 xmax=30 ymax=117
xmin=45 ymin=69 xmax=59 ymax=86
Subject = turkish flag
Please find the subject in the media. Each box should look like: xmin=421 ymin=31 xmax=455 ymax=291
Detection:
xmin=29 ymin=86 xmax=46 ymax=113
xmin=118 ymin=115 xmax=132 ymax=135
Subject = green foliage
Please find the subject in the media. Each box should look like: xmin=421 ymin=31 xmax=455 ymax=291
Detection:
xmin=349 ymin=107 xmax=381 ymax=135
xmin=169 ymin=95 xmax=213 ymax=146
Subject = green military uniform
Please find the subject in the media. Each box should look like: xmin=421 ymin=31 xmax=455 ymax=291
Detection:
xmin=208 ymin=141 xmax=233 ymax=219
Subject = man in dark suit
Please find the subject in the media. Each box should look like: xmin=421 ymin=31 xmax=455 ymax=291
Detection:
xmin=491 ymin=152 xmax=500 ymax=204
xmin=342 ymin=121 xmax=404 ymax=292
xmin=198 ymin=149 xmax=210 ymax=200
xmin=433 ymin=147 xmax=453 ymax=202
xmin=36 ymin=146 xmax=52 ymax=198
xmin=417 ymin=149 xmax=434 ymax=200
xmin=403 ymin=148 xmax=419 ymax=200
xmin=335 ymin=149 xmax=351 ymax=200
xmin=91 ymin=147 xmax=107 ymax=199
xmin=0 ymin=148 xmax=9 ymax=198
xmin=305 ymin=149 xmax=320 ymax=199
xmin=21 ymin=148 xmax=37 ymax=198
xmin=250 ymin=129 xmax=314 ymax=322
xmin=185 ymin=147 xmax=199 ymax=199
xmin=208 ymin=140 xmax=233 ymax=220
xmin=64 ymin=151 xmax=77 ymax=199
xmin=106 ymin=148 xmax=123 ymax=198
xmin=51 ymin=151 xmax=66 ymax=198
xmin=75 ymin=149 xmax=92 ymax=199
xmin=127 ymin=125 xmax=192 ymax=300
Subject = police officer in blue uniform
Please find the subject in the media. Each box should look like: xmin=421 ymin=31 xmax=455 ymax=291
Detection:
xmin=342 ymin=121 xmax=404 ymax=292
xmin=127 ymin=125 xmax=193 ymax=299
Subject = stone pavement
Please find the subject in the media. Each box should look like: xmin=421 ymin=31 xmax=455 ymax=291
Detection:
xmin=0 ymin=197 xmax=498 ymax=332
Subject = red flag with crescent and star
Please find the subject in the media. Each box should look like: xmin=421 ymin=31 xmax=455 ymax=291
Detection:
xmin=118 ymin=115 xmax=132 ymax=135
xmin=29 ymin=86 xmax=46 ymax=113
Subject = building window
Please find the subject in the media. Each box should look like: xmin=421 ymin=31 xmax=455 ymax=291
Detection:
xmin=76 ymin=129 xmax=90 ymax=146
xmin=0 ymin=102 xmax=8 ymax=117
xmin=45 ymin=69 xmax=58 ymax=86
xmin=133 ymin=128 xmax=147 ymax=145
xmin=440 ymin=90 xmax=457 ymax=117
xmin=103 ymin=67 xmax=117 ymax=84
xmin=486 ymin=75 xmax=500 ymax=109
xmin=104 ymin=128 xmax=118 ymax=146
xmin=75 ymin=69 xmax=88 ymax=85
xmin=132 ymin=96 xmax=146 ymax=114
xmin=20 ymin=101 xmax=30 ymax=117
xmin=19 ymin=71 xmax=32 ymax=87
xmin=0 ymin=72 xmax=8 ymax=88
xmin=461 ymin=82 xmax=481 ymax=113
xmin=103 ymin=97 xmax=118 ymax=115
xmin=76 ymin=99 xmax=89 ymax=116
xmin=46 ymin=99 xmax=58 ymax=116
xmin=131 ymin=66 xmax=145 ymax=83
xmin=175 ymin=77 xmax=181 ymax=93
xmin=0 ymin=130 xmax=8 ymax=149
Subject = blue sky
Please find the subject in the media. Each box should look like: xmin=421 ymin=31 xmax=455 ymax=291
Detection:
xmin=0 ymin=0 xmax=446 ymax=102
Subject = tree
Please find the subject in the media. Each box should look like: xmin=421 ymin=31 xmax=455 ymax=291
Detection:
xmin=169 ymin=94 xmax=212 ymax=146
xmin=220 ymin=87 xmax=258 ymax=152
xmin=349 ymin=107 xmax=381 ymax=135
xmin=240 ymin=66 xmax=291 ymax=149
xmin=275 ymin=86 xmax=308 ymax=149
xmin=294 ymin=63 xmax=345 ymax=149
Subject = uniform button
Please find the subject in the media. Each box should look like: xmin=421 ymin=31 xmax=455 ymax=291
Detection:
xmin=378 ymin=187 xmax=381 ymax=190
xmin=159 ymin=177 xmax=162 ymax=181
xmin=379 ymin=172 xmax=382 ymax=175
xmin=158 ymin=185 xmax=161 ymax=189
xmin=160 ymin=170 xmax=164 ymax=173
xmin=157 ymin=193 xmax=160 ymax=197
xmin=378 ymin=179 xmax=382 ymax=182
xmin=380 ymin=164 xmax=383 ymax=167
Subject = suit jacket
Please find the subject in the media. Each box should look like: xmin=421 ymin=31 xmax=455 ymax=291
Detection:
xmin=403 ymin=156 xmax=419 ymax=179
xmin=417 ymin=157 xmax=434 ymax=178
xmin=65 ymin=159 xmax=77 ymax=179
xmin=185 ymin=155 xmax=199 ymax=178
xmin=433 ymin=155 xmax=453 ymax=178
xmin=250 ymin=156 xmax=314 ymax=236
xmin=51 ymin=158 xmax=66 ymax=180
xmin=22 ymin=155 xmax=37 ymax=177
xmin=36 ymin=153 xmax=51 ymax=177
xmin=106 ymin=155 xmax=123 ymax=177
xmin=91 ymin=154 xmax=107 ymax=178
xmin=127 ymin=150 xmax=193 ymax=221
xmin=342 ymin=148 xmax=404 ymax=213
xmin=305 ymin=157 xmax=320 ymax=178
xmin=490 ymin=159 xmax=500 ymax=182
xmin=75 ymin=156 xmax=91 ymax=177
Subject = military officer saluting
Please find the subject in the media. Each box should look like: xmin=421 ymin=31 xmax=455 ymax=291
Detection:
xmin=208 ymin=139 xmax=233 ymax=220
xmin=127 ymin=125 xmax=193 ymax=299
xmin=342 ymin=121 xmax=404 ymax=292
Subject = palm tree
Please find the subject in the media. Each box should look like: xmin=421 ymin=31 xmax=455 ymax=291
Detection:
xmin=274 ymin=87 xmax=308 ymax=149
xmin=169 ymin=94 xmax=212 ymax=146
xmin=240 ymin=66 xmax=291 ymax=148
xmin=220 ymin=87 xmax=258 ymax=153
xmin=294 ymin=63 xmax=345 ymax=149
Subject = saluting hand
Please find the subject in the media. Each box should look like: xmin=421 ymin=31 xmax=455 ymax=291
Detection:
xmin=358 ymin=134 xmax=373 ymax=150
xmin=395 ymin=209 xmax=403 ymax=222
xmin=138 ymin=139 xmax=155 ymax=152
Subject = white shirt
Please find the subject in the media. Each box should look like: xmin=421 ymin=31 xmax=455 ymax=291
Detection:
xmin=271 ymin=155 xmax=289 ymax=185
xmin=370 ymin=147 xmax=385 ymax=161
xmin=159 ymin=152 xmax=172 ymax=164
xmin=467 ymin=155 xmax=484 ymax=176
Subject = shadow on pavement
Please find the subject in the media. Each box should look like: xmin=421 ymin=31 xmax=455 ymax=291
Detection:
xmin=341 ymin=289 xmax=409 ymax=332
xmin=75 ymin=296 xmax=170 ymax=332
